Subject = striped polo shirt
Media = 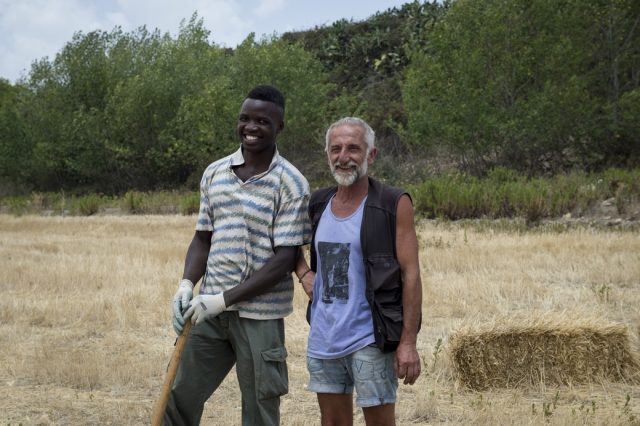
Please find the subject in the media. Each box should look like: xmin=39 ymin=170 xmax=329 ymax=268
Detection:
xmin=195 ymin=147 xmax=311 ymax=319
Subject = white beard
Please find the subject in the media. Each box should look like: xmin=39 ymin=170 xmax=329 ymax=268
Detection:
xmin=330 ymin=158 xmax=368 ymax=187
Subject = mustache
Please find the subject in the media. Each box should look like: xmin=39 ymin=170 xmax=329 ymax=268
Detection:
xmin=332 ymin=160 xmax=359 ymax=168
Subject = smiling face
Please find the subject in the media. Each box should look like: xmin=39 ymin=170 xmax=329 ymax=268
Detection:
xmin=327 ymin=123 xmax=376 ymax=187
xmin=236 ymin=98 xmax=284 ymax=155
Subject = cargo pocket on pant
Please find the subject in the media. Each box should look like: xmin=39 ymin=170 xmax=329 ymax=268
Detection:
xmin=257 ymin=346 xmax=289 ymax=400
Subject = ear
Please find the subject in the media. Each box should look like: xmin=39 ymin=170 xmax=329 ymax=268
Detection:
xmin=367 ymin=147 xmax=378 ymax=164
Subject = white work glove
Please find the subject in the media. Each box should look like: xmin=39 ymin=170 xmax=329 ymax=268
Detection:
xmin=184 ymin=293 xmax=227 ymax=326
xmin=172 ymin=278 xmax=194 ymax=335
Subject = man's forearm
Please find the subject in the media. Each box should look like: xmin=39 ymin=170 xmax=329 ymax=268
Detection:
xmin=395 ymin=195 xmax=422 ymax=345
xmin=295 ymin=246 xmax=311 ymax=278
xmin=223 ymin=246 xmax=297 ymax=306
xmin=400 ymin=271 xmax=422 ymax=345
xmin=182 ymin=231 xmax=212 ymax=283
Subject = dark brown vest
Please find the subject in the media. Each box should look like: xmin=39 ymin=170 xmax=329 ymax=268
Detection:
xmin=308 ymin=177 xmax=408 ymax=352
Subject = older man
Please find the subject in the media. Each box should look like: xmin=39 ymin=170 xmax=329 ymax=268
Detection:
xmin=295 ymin=117 xmax=422 ymax=426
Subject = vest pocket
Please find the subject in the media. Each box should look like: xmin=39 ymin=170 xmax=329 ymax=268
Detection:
xmin=257 ymin=346 xmax=289 ymax=400
xmin=372 ymin=301 xmax=403 ymax=350
xmin=367 ymin=254 xmax=401 ymax=292
xmin=367 ymin=254 xmax=403 ymax=351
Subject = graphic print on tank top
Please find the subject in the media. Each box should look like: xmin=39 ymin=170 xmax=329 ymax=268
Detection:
xmin=318 ymin=241 xmax=350 ymax=303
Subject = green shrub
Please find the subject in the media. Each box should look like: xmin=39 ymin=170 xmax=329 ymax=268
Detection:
xmin=30 ymin=192 xmax=46 ymax=211
xmin=600 ymin=168 xmax=639 ymax=195
xmin=5 ymin=196 xmax=29 ymax=215
xmin=121 ymin=190 xmax=184 ymax=214
xmin=410 ymin=174 xmax=487 ymax=220
xmin=122 ymin=191 xmax=145 ymax=214
xmin=547 ymin=173 xmax=581 ymax=216
xmin=71 ymin=194 xmax=102 ymax=216
xmin=2 ymin=168 xmax=637 ymax=219
xmin=486 ymin=166 xmax=519 ymax=184
xmin=147 ymin=191 xmax=181 ymax=214
xmin=180 ymin=192 xmax=200 ymax=215
xmin=599 ymin=168 xmax=640 ymax=215
xmin=410 ymin=169 xmax=640 ymax=222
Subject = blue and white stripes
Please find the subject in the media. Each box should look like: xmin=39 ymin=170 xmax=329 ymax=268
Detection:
xmin=195 ymin=148 xmax=311 ymax=319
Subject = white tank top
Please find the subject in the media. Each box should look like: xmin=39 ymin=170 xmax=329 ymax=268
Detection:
xmin=307 ymin=196 xmax=375 ymax=359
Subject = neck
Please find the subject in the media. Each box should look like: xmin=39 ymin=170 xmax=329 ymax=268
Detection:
xmin=242 ymin=145 xmax=276 ymax=168
xmin=335 ymin=175 xmax=369 ymax=202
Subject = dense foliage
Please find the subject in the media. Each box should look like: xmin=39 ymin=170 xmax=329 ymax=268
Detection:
xmin=0 ymin=16 xmax=336 ymax=193
xmin=403 ymin=0 xmax=640 ymax=174
xmin=0 ymin=1 xmax=639 ymax=196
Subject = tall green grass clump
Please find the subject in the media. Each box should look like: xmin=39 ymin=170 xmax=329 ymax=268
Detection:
xmin=546 ymin=172 xmax=591 ymax=216
xmin=409 ymin=170 xmax=530 ymax=220
xmin=36 ymin=191 xmax=69 ymax=215
xmin=600 ymin=168 xmax=640 ymax=215
xmin=121 ymin=190 xmax=183 ymax=214
xmin=122 ymin=191 xmax=145 ymax=214
xmin=5 ymin=196 xmax=29 ymax=215
xmin=502 ymin=179 xmax=548 ymax=224
xmin=180 ymin=192 xmax=200 ymax=215
xmin=409 ymin=173 xmax=488 ymax=220
xmin=70 ymin=194 xmax=103 ymax=216
xmin=2 ymin=192 xmax=65 ymax=215
xmin=409 ymin=168 xmax=640 ymax=222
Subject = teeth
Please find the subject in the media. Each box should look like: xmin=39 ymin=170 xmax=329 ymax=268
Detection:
xmin=245 ymin=135 xmax=258 ymax=141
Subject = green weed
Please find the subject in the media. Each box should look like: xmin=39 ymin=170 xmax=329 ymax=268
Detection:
xmin=5 ymin=196 xmax=29 ymax=215
xmin=591 ymin=283 xmax=611 ymax=303
xmin=122 ymin=191 xmax=145 ymax=213
xmin=71 ymin=194 xmax=102 ymax=216
xmin=180 ymin=192 xmax=200 ymax=215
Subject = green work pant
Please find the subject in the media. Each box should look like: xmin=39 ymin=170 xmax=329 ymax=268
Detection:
xmin=163 ymin=311 xmax=288 ymax=426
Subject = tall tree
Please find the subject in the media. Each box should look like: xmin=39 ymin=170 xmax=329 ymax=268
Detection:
xmin=228 ymin=35 xmax=336 ymax=163
xmin=0 ymin=79 xmax=28 ymax=189
xmin=403 ymin=0 xmax=640 ymax=173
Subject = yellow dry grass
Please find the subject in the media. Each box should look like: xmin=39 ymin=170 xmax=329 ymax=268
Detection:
xmin=1 ymin=214 xmax=639 ymax=425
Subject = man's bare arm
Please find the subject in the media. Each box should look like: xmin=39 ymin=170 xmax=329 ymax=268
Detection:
xmin=295 ymin=246 xmax=314 ymax=299
xmin=182 ymin=230 xmax=212 ymax=283
xmin=223 ymin=246 xmax=298 ymax=306
xmin=394 ymin=194 xmax=422 ymax=385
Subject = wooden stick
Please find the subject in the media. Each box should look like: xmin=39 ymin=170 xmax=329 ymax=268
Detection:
xmin=151 ymin=320 xmax=193 ymax=426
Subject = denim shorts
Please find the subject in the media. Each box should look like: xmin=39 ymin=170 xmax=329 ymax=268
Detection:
xmin=306 ymin=345 xmax=398 ymax=407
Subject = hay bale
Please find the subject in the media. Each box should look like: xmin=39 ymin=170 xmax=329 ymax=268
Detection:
xmin=448 ymin=313 xmax=640 ymax=390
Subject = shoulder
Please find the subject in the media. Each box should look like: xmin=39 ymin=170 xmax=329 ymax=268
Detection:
xmin=202 ymin=154 xmax=232 ymax=180
xmin=308 ymin=186 xmax=336 ymax=221
xmin=274 ymin=155 xmax=310 ymax=197
xmin=367 ymin=178 xmax=410 ymax=211
xmin=310 ymin=186 xmax=337 ymax=205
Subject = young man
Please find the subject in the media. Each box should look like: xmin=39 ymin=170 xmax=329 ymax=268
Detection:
xmin=166 ymin=85 xmax=311 ymax=425
xmin=295 ymin=117 xmax=422 ymax=426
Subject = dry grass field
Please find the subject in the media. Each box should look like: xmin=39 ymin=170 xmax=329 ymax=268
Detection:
xmin=1 ymin=214 xmax=639 ymax=425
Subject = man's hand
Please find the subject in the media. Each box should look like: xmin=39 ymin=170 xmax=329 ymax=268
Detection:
xmin=184 ymin=293 xmax=226 ymax=326
xmin=395 ymin=341 xmax=421 ymax=385
xmin=172 ymin=279 xmax=194 ymax=335
xmin=300 ymin=271 xmax=315 ymax=300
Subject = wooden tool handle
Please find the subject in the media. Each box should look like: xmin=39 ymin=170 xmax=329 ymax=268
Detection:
xmin=151 ymin=320 xmax=193 ymax=426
